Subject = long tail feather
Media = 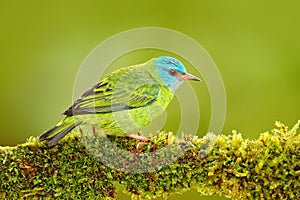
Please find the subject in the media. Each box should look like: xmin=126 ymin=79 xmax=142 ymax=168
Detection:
xmin=39 ymin=117 xmax=81 ymax=146
xmin=39 ymin=126 xmax=60 ymax=141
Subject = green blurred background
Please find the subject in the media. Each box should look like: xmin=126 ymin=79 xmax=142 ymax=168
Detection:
xmin=1 ymin=1 xmax=300 ymax=199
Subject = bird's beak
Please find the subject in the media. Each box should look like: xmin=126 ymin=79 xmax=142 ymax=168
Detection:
xmin=177 ymin=72 xmax=201 ymax=81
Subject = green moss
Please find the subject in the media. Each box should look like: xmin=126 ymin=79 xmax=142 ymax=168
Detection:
xmin=0 ymin=121 xmax=299 ymax=199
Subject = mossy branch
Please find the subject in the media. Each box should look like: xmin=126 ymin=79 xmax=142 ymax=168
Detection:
xmin=1 ymin=121 xmax=300 ymax=199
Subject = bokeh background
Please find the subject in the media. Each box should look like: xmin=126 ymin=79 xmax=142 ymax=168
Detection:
xmin=1 ymin=1 xmax=300 ymax=199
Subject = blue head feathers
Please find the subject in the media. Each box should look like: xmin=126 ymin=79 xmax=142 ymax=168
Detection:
xmin=152 ymin=56 xmax=200 ymax=92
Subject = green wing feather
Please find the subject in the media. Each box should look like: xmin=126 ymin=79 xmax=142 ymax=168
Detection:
xmin=63 ymin=65 xmax=161 ymax=116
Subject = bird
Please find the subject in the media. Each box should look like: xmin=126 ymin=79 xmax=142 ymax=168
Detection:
xmin=39 ymin=56 xmax=201 ymax=146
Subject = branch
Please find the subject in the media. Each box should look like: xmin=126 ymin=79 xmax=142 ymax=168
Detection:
xmin=0 ymin=121 xmax=299 ymax=199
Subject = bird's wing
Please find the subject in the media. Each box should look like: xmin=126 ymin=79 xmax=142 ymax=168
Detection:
xmin=63 ymin=67 xmax=161 ymax=116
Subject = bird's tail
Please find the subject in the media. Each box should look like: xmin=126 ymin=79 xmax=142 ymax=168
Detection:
xmin=39 ymin=117 xmax=82 ymax=146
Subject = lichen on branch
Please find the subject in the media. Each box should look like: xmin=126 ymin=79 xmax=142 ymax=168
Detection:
xmin=0 ymin=121 xmax=299 ymax=199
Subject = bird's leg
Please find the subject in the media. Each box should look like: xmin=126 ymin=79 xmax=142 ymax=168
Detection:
xmin=128 ymin=134 xmax=150 ymax=149
xmin=92 ymin=126 xmax=97 ymax=136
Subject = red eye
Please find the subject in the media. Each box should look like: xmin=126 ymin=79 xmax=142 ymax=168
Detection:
xmin=169 ymin=69 xmax=177 ymax=76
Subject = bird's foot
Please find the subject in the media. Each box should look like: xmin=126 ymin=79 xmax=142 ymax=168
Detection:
xmin=128 ymin=134 xmax=149 ymax=142
xmin=128 ymin=134 xmax=150 ymax=149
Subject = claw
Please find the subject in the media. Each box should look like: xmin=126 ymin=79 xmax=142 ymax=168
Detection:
xmin=136 ymin=141 xmax=146 ymax=149
xmin=128 ymin=134 xmax=150 ymax=149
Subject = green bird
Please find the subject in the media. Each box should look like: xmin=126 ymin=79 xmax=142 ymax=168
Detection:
xmin=39 ymin=56 xmax=201 ymax=146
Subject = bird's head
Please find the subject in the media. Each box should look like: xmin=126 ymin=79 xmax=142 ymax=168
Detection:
xmin=152 ymin=56 xmax=201 ymax=92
